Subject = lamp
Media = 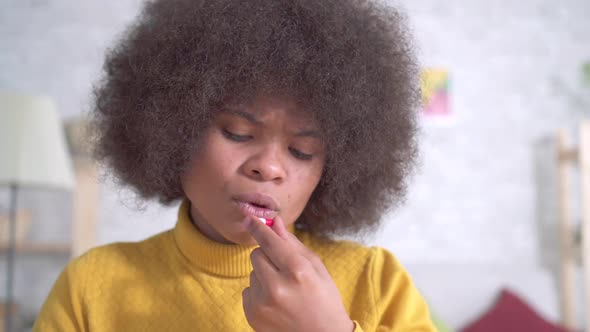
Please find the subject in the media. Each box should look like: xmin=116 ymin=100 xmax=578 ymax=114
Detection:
xmin=0 ymin=93 xmax=74 ymax=332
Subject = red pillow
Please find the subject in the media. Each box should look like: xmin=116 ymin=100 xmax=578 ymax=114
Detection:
xmin=461 ymin=289 xmax=570 ymax=332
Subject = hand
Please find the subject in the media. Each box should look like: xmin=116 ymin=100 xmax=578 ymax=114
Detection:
xmin=242 ymin=215 xmax=354 ymax=332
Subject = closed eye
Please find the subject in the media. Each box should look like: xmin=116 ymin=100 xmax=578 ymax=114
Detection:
xmin=289 ymin=147 xmax=313 ymax=161
xmin=223 ymin=129 xmax=313 ymax=160
xmin=222 ymin=129 xmax=251 ymax=142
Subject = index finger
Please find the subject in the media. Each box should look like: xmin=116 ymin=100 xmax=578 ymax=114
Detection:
xmin=246 ymin=215 xmax=297 ymax=271
xmin=271 ymin=215 xmax=326 ymax=273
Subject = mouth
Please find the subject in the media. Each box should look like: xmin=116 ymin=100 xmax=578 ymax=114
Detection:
xmin=233 ymin=192 xmax=279 ymax=219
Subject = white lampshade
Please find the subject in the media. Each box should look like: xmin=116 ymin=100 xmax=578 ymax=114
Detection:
xmin=0 ymin=93 xmax=75 ymax=190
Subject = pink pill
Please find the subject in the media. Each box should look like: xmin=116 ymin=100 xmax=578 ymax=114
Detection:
xmin=257 ymin=217 xmax=274 ymax=227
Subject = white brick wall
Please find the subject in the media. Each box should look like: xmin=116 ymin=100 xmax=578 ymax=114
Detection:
xmin=1 ymin=0 xmax=589 ymax=329
xmin=378 ymin=1 xmax=589 ymax=326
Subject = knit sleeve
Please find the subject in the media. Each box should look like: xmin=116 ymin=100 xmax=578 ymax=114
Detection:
xmin=367 ymin=247 xmax=436 ymax=332
xmin=32 ymin=253 xmax=89 ymax=332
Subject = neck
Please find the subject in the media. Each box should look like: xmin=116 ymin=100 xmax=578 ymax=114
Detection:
xmin=188 ymin=203 xmax=233 ymax=244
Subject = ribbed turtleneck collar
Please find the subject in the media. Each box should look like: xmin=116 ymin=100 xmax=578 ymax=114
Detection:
xmin=172 ymin=199 xmax=295 ymax=278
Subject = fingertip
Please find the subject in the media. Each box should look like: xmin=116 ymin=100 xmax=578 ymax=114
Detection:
xmin=270 ymin=215 xmax=289 ymax=237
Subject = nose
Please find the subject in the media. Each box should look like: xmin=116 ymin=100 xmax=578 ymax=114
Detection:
xmin=241 ymin=144 xmax=286 ymax=183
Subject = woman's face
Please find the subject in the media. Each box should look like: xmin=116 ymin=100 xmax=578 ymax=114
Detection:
xmin=181 ymin=95 xmax=325 ymax=246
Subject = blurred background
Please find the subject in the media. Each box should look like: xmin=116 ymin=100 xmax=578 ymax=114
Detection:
xmin=0 ymin=0 xmax=589 ymax=331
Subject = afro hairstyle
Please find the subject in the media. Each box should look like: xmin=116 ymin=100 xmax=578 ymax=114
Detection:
xmin=91 ymin=0 xmax=421 ymax=237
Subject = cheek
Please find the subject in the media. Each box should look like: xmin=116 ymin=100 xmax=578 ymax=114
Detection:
xmin=206 ymin=131 xmax=243 ymax=169
xmin=183 ymin=132 xmax=240 ymax=192
xmin=287 ymin=163 xmax=324 ymax=209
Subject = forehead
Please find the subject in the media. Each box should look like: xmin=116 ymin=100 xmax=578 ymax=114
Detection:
xmin=222 ymin=95 xmax=317 ymax=127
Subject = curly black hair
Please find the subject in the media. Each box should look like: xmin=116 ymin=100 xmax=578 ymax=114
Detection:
xmin=91 ymin=0 xmax=421 ymax=238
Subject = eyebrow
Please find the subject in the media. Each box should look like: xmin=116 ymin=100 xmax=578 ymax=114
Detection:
xmin=222 ymin=108 xmax=263 ymax=125
xmin=221 ymin=107 xmax=322 ymax=139
xmin=293 ymin=129 xmax=321 ymax=139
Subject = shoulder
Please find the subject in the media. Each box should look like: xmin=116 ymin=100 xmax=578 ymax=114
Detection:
xmin=296 ymin=230 xmax=403 ymax=281
xmin=66 ymin=229 xmax=175 ymax=280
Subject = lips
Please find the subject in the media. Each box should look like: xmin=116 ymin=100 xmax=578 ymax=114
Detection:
xmin=233 ymin=192 xmax=279 ymax=219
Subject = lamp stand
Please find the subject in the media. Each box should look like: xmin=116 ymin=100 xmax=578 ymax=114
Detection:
xmin=5 ymin=184 xmax=18 ymax=332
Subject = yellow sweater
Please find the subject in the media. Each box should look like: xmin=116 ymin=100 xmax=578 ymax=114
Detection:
xmin=34 ymin=201 xmax=435 ymax=331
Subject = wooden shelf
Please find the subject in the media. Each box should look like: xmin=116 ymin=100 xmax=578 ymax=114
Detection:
xmin=0 ymin=243 xmax=70 ymax=254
